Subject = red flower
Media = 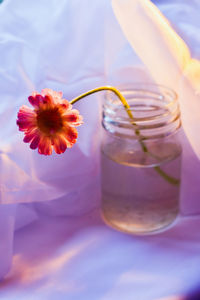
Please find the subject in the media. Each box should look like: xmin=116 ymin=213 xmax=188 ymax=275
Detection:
xmin=17 ymin=88 xmax=83 ymax=155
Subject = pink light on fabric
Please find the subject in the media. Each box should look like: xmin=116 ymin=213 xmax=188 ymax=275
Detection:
xmin=112 ymin=0 xmax=200 ymax=160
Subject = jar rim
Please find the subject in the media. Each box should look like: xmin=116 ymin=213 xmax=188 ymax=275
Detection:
xmin=105 ymin=82 xmax=178 ymax=106
xmin=103 ymin=83 xmax=181 ymax=140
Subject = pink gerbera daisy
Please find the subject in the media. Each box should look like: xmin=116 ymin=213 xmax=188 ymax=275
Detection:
xmin=17 ymin=88 xmax=83 ymax=155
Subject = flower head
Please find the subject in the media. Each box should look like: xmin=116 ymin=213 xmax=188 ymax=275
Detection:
xmin=17 ymin=88 xmax=83 ymax=155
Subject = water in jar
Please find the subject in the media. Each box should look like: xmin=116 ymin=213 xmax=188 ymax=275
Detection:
xmin=101 ymin=142 xmax=181 ymax=234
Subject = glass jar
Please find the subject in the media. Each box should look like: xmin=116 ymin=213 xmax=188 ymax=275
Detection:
xmin=101 ymin=83 xmax=182 ymax=235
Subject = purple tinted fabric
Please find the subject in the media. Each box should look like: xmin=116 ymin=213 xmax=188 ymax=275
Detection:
xmin=0 ymin=0 xmax=199 ymax=299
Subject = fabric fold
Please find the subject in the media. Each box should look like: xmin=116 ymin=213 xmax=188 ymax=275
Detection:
xmin=112 ymin=0 xmax=200 ymax=159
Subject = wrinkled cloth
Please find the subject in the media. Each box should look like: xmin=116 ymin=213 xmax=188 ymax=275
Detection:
xmin=0 ymin=0 xmax=105 ymax=280
xmin=112 ymin=0 xmax=200 ymax=158
xmin=0 ymin=210 xmax=200 ymax=300
xmin=111 ymin=0 xmax=200 ymax=217
xmin=0 ymin=0 xmax=200 ymax=299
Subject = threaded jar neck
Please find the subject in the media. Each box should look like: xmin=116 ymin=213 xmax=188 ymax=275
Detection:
xmin=102 ymin=84 xmax=181 ymax=140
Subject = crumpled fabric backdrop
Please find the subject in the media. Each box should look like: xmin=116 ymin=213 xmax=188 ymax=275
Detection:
xmin=0 ymin=0 xmax=200 ymax=299
xmin=111 ymin=0 xmax=200 ymax=221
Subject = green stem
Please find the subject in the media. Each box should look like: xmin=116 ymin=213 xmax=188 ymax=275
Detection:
xmin=71 ymin=86 xmax=147 ymax=153
xmin=70 ymin=86 xmax=180 ymax=186
xmin=154 ymin=166 xmax=180 ymax=185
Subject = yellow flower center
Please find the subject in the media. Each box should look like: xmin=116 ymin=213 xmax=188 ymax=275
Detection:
xmin=37 ymin=108 xmax=63 ymax=135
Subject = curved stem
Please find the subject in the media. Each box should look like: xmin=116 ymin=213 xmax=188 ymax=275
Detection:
xmin=70 ymin=86 xmax=180 ymax=185
xmin=154 ymin=166 xmax=180 ymax=185
xmin=71 ymin=86 xmax=147 ymax=152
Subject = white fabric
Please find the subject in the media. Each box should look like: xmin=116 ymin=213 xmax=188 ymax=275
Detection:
xmin=112 ymin=0 xmax=200 ymax=159
xmin=111 ymin=0 xmax=200 ymax=215
xmin=0 ymin=0 xmax=104 ymax=280
xmin=1 ymin=210 xmax=200 ymax=300
xmin=0 ymin=0 xmax=199 ymax=299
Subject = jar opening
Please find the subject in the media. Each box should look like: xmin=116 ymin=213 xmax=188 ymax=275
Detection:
xmin=102 ymin=84 xmax=181 ymax=140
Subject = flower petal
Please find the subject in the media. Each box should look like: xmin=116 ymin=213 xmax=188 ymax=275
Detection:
xmin=17 ymin=120 xmax=35 ymax=132
xmin=28 ymin=95 xmax=43 ymax=107
xmin=63 ymin=109 xmax=83 ymax=126
xmin=38 ymin=137 xmax=52 ymax=155
xmin=17 ymin=106 xmax=35 ymax=120
xmin=42 ymin=88 xmax=63 ymax=102
xmin=30 ymin=134 xmax=40 ymax=150
xmin=42 ymin=95 xmax=53 ymax=104
xmin=60 ymin=99 xmax=71 ymax=110
xmin=63 ymin=126 xmax=78 ymax=144
xmin=53 ymin=136 xmax=67 ymax=154
xmin=17 ymin=106 xmax=36 ymax=132
xmin=23 ymin=129 xmax=38 ymax=143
